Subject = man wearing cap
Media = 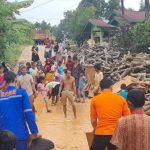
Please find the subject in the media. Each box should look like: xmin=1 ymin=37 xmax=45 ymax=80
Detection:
xmin=90 ymin=78 xmax=130 ymax=150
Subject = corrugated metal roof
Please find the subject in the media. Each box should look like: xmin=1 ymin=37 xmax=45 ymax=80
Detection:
xmin=115 ymin=10 xmax=145 ymax=22
xmin=89 ymin=19 xmax=114 ymax=28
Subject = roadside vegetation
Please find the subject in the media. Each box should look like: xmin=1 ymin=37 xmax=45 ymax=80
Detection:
xmin=0 ymin=0 xmax=33 ymax=66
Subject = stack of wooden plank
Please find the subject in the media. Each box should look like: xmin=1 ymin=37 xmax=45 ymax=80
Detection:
xmin=72 ymin=45 xmax=150 ymax=82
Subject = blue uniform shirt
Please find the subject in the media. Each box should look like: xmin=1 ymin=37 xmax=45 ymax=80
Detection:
xmin=119 ymin=90 xmax=127 ymax=100
xmin=0 ymin=86 xmax=38 ymax=140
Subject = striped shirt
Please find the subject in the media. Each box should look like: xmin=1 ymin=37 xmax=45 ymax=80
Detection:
xmin=111 ymin=110 xmax=150 ymax=150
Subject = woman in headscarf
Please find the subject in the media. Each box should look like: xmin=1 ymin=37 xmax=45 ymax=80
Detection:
xmin=31 ymin=44 xmax=40 ymax=62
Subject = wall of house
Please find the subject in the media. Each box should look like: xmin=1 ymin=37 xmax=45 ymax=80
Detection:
xmin=91 ymin=25 xmax=103 ymax=44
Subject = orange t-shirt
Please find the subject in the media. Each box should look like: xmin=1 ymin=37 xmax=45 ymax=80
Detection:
xmin=90 ymin=90 xmax=130 ymax=135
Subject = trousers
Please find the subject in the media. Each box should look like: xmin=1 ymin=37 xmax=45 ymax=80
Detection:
xmin=90 ymin=135 xmax=116 ymax=150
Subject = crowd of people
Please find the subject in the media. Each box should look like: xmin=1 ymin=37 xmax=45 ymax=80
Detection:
xmin=0 ymin=39 xmax=87 ymax=149
xmin=0 ymin=39 xmax=150 ymax=150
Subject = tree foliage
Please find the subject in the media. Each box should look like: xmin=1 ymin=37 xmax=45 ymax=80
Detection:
xmin=105 ymin=0 xmax=120 ymax=19
xmin=131 ymin=22 xmax=150 ymax=52
xmin=52 ymin=6 xmax=96 ymax=41
xmin=112 ymin=22 xmax=150 ymax=53
xmin=78 ymin=0 xmax=106 ymax=17
xmin=34 ymin=21 xmax=51 ymax=30
xmin=64 ymin=6 xmax=96 ymax=40
xmin=0 ymin=0 xmax=33 ymax=63
xmin=140 ymin=0 xmax=145 ymax=10
xmin=52 ymin=0 xmax=120 ymax=41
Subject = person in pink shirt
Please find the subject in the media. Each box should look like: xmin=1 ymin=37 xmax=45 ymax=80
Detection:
xmin=37 ymin=77 xmax=51 ymax=113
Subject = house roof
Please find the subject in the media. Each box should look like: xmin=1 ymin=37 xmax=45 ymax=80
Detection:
xmin=89 ymin=19 xmax=114 ymax=28
xmin=115 ymin=10 xmax=145 ymax=23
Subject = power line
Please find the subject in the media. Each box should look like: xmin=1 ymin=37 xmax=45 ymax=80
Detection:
xmin=19 ymin=14 xmax=62 ymax=20
xmin=21 ymin=0 xmax=55 ymax=13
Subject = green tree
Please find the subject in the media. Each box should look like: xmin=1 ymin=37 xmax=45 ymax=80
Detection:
xmin=105 ymin=0 xmax=120 ymax=19
xmin=140 ymin=0 xmax=145 ymax=10
xmin=33 ymin=21 xmax=51 ymax=30
xmin=131 ymin=22 xmax=150 ymax=52
xmin=78 ymin=0 xmax=106 ymax=17
xmin=0 ymin=0 xmax=33 ymax=62
xmin=51 ymin=20 xmax=67 ymax=42
xmin=65 ymin=6 xmax=96 ymax=40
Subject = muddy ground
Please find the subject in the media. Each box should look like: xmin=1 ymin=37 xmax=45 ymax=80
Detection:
xmin=18 ymin=46 xmax=92 ymax=150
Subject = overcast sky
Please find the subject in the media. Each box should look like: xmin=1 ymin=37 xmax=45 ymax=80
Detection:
xmin=9 ymin=0 xmax=141 ymax=25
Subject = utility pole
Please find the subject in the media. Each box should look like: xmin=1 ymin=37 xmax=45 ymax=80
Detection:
xmin=145 ymin=0 xmax=150 ymax=21
xmin=121 ymin=0 xmax=124 ymax=17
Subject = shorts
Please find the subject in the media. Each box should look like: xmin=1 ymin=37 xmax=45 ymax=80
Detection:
xmin=51 ymin=84 xmax=60 ymax=96
xmin=61 ymin=90 xmax=74 ymax=106
xmin=16 ymin=140 xmax=27 ymax=150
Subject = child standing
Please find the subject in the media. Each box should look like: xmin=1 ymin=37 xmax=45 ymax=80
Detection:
xmin=120 ymin=84 xmax=127 ymax=100
xmin=37 ymin=77 xmax=51 ymax=113
xmin=78 ymin=71 xmax=87 ymax=103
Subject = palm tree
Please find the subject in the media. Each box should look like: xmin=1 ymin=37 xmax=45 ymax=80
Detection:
xmin=145 ymin=0 xmax=150 ymax=21
xmin=121 ymin=0 xmax=124 ymax=17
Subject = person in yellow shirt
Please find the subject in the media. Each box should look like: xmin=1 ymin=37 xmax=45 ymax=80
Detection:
xmin=90 ymin=78 xmax=130 ymax=150
xmin=44 ymin=70 xmax=54 ymax=84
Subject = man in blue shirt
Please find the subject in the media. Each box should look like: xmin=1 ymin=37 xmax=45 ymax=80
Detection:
xmin=0 ymin=71 xmax=39 ymax=150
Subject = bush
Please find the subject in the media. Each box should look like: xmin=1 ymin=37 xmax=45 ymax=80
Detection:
xmin=131 ymin=22 xmax=150 ymax=53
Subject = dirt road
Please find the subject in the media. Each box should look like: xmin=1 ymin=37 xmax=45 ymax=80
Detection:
xmin=18 ymin=46 xmax=92 ymax=150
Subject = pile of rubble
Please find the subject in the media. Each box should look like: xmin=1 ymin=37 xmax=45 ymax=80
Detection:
xmin=72 ymin=45 xmax=150 ymax=82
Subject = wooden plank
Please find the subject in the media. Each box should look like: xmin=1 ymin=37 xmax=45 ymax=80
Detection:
xmin=85 ymin=65 xmax=95 ymax=85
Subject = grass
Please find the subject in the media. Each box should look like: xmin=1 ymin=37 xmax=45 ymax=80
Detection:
xmin=1 ymin=44 xmax=32 ymax=69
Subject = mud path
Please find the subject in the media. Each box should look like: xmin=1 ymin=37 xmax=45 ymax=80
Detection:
xmin=18 ymin=46 xmax=92 ymax=150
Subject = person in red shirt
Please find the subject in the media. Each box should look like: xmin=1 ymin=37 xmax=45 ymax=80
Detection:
xmin=66 ymin=56 xmax=74 ymax=73
xmin=44 ymin=38 xmax=50 ymax=46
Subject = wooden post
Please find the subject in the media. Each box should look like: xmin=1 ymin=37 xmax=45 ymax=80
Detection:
xmin=145 ymin=0 xmax=150 ymax=21
xmin=121 ymin=0 xmax=125 ymax=17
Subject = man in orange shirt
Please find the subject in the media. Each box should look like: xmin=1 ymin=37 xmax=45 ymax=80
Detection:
xmin=90 ymin=78 xmax=130 ymax=150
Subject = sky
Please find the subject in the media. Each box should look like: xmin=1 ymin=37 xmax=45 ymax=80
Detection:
xmin=9 ymin=0 xmax=141 ymax=25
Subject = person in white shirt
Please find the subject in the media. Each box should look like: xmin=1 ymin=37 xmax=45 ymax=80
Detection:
xmin=18 ymin=65 xmax=37 ymax=113
xmin=93 ymin=63 xmax=103 ymax=95
xmin=46 ymin=77 xmax=60 ymax=106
